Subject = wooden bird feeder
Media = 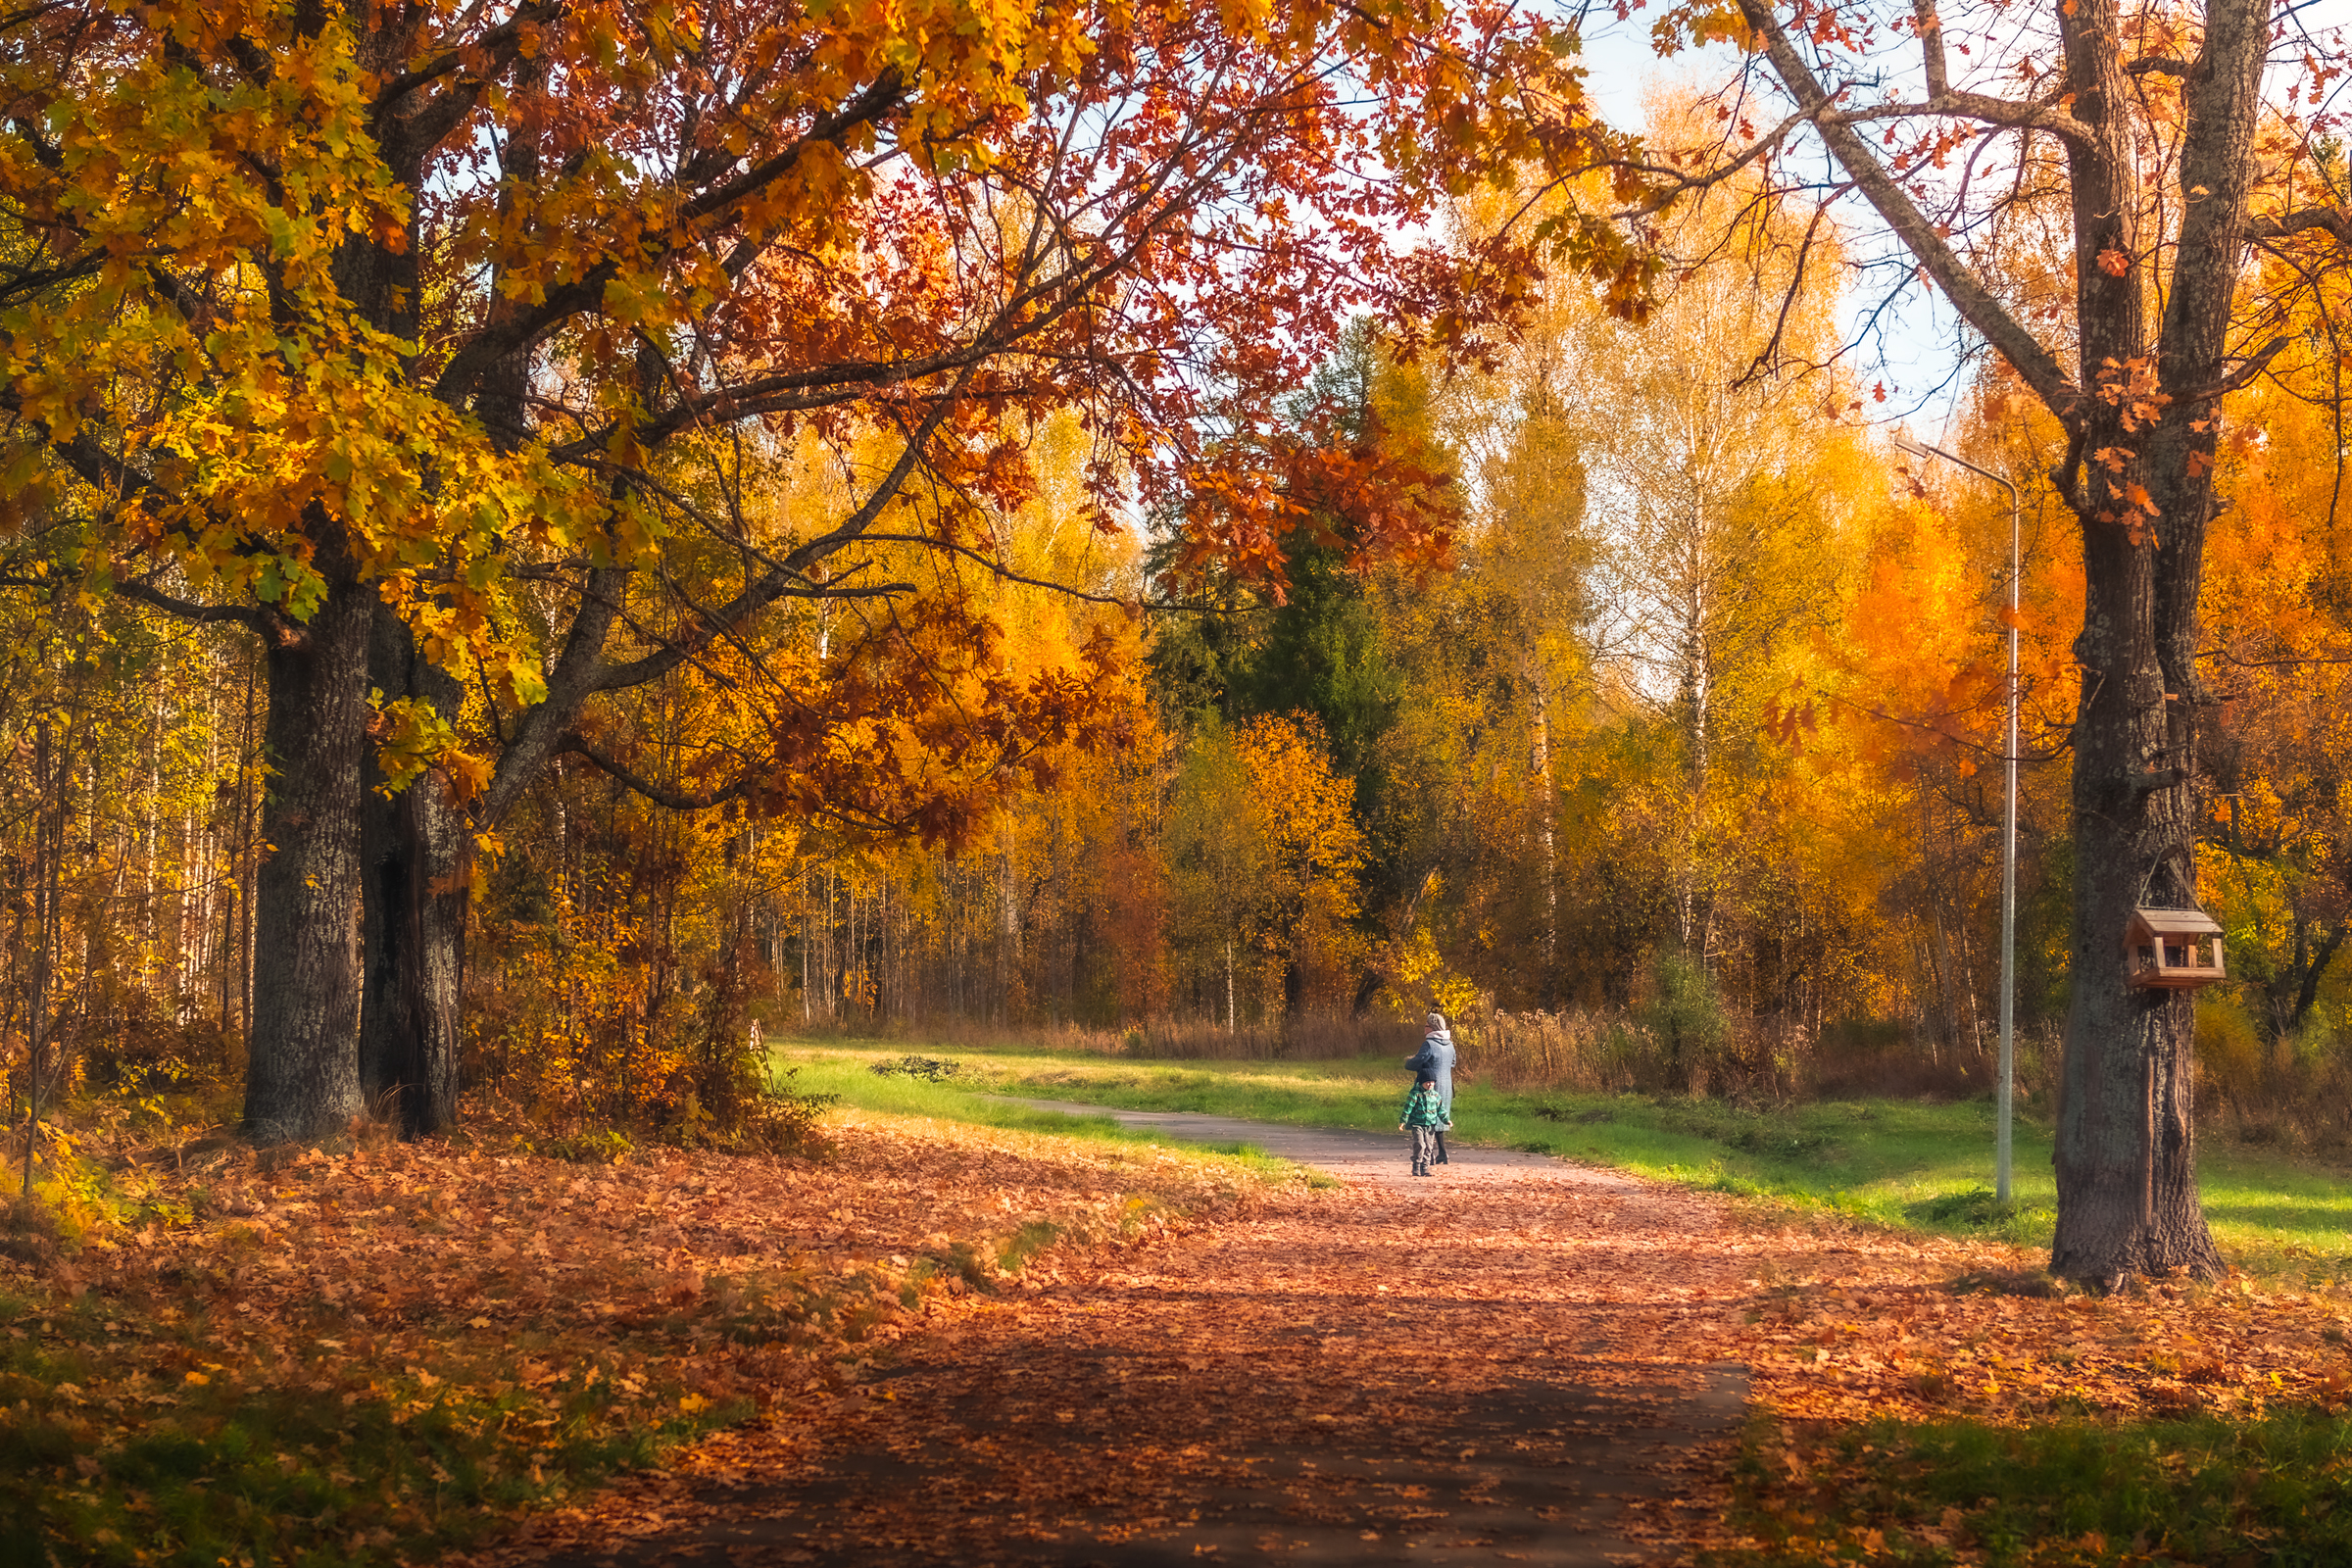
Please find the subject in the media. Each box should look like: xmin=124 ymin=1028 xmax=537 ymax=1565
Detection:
xmin=2124 ymin=907 xmax=2226 ymax=990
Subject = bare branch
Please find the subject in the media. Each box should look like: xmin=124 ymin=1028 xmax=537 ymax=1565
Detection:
xmin=2173 ymin=334 xmax=2294 ymax=405
xmin=855 ymin=533 xmax=1140 ymax=608
xmin=1733 ymin=0 xmax=2084 ymax=422
xmin=1828 ymin=91 xmax=2095 ymax=145
xmin=2249 ymin=205 xmax=2352 ymax=245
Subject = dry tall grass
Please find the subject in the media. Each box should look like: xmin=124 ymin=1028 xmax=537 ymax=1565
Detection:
xmin=793 ymin=1012 xmax=1423 ymax=1062
xmin=2195 ymin=996 xmax=2352 ymax=1155
xmin=792 ymin=1004 xmax=2067 ymax=1115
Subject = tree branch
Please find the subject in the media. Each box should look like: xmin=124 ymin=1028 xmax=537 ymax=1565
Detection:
xmin=1913 ymin=0 xmax=1948 ymax=96
xmin=112 ymin=576 xmax=263 ymax=633
xmin=2173 ymin=334 xmax=2294 ymax=405
xmin=370 ymin=1 xmax=565 ymax=165
xmin=546 ymin=345 xmax=991 ymax=464
xmin=2248 ymin=205 xmax=2352 ymax=245
xmin=1733 ymin=0 xmax=2084 ymax=422
xmin=677 ymin=68 xmax=906 ymax=227
xmin=1826 ymin=92 xmax=2095 ymax=145
xmin=592 ymin=364 xmax=977 ymax=696
xmin=557 ymin=732 xmax=749 ymax=811
xmin=430 ymin=69 xmax=908 ymax=408
xmin=854 ymin=533 xmax=1140 ymax=607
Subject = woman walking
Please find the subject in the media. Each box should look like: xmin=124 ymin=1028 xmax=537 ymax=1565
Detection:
xmin=1405 ymin=1011 xmax=1455 ymax=1165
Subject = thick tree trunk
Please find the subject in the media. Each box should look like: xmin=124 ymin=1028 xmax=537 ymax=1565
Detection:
xmin=2050 ymin=581 xmax=2222 ymax=1282
xmin=360 ymin=610 xmax=468 ymax=1137
xmin=2044 ymin=0 xmax=2265 ymax=1285
xmin=243 ymin=576 xmax=373 ymax=1143
xmin=2044 ymin=0 xmax=2206 ymax=1283
xmin=243 ymin=16 xmax=429 ymax=1144
xmin=1734 ymin=0 xmax=2276 ymax=1284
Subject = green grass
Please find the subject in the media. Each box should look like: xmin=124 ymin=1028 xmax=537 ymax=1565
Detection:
xmin=777 ymin=1039 xmax=2352 ymax=1268
xmin=1712 ymin=1406 xmax=2352 ymax=1566
xmin=776 ymin=1053 xmax=1303 ymax=1183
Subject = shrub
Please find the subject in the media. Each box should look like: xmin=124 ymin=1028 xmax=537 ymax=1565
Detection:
xmin=1644 ymin=950 xmax=1732 ymax=1092
xmin=868 ymin=1054 xmax=966 ymax=1082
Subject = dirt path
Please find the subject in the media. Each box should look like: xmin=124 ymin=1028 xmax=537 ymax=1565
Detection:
xmin=469 ymin=1112 xmax=1761 ymax=1566
xmin=1008 ymin=1099 xmax=1571 ymax=1188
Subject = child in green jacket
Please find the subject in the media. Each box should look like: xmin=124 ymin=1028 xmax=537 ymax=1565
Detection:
xmin=1398 ymin=1075 xmax=1446 ymax=1177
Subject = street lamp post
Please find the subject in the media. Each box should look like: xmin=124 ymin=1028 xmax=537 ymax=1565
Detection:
xmin=1895 ymin=436 xmax=2022 ymax=1204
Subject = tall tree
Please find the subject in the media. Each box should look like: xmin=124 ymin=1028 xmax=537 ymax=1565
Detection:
xmin=0 ymin=0 xmax=1642 ymax=1139
xmin=1146 ymin=323 xmax=1460 ymax=1010
xmin=1700 ymin=0 xmax=2346 ymax=1282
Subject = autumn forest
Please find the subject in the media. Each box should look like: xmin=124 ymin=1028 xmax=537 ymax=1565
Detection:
xmin=8 ymin=0 xmax=2352 ymax=1561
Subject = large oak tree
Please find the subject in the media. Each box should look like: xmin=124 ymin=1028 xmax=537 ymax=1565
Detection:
xmin=0 ymin=0 xmax=1651 ymax=1139
xmin=1683 ymin=0 xmax=2348 ymax=1282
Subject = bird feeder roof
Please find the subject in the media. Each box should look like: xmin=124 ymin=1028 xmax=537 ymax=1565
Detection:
xmin=2129 ymin=907 xmax=2224 ymax=939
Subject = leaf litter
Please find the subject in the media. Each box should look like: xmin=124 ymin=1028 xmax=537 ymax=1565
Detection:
xmin=454 ymin=1162 xmax=1763 ymax=1564
xmin=1 ymin=1112 xmax=1273 ymax=1564
xmin=448 ymin=1158 xmax=2352 ymax=1567
xmin=12 ymin=1114 xmax=2352 ymax=1567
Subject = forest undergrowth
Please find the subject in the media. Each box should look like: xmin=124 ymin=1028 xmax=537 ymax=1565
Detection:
xmin=0 ymin=1108 xmax=1291 ymax=1567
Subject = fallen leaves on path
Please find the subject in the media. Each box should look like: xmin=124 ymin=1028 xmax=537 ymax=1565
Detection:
xmin=450 ymin=1152 xmax=2352 ymax=1567
xmin=453 ymin=1163 xmax=1765 ymax=1565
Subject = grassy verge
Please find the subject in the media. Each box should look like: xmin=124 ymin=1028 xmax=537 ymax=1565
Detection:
xmin=1711 ymin=1407 xmax=2352 ymax=1567
xmin=775 ymin=1039 xmax=2352 ymax=1267
xmin=776 ymin=1054 xmax=1312 ymax=1182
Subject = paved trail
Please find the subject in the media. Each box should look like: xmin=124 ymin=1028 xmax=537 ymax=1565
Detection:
xmin=497 ymin=1108 xmax=1757 ymax=1567
xmin=1008 ymin=1099 xmax=1572 ymax=1188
